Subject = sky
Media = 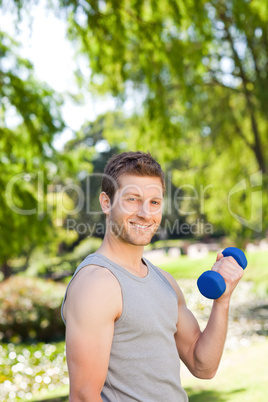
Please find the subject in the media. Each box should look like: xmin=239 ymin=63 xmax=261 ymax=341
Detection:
xmin=0 ymin=0 xmax=116 ymax=150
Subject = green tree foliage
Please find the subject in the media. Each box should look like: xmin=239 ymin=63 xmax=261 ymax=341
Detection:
xmin=59 ymin=0 xmax=267 ymax=239
xmin=62 ymin=0 xmax=267 ymax=169
xmin=0 ymin=29 xmax=65 ymax=277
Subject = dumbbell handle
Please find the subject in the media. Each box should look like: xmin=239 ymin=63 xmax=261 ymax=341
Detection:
xmin=197 ymin=247 xmax=247 ymax=299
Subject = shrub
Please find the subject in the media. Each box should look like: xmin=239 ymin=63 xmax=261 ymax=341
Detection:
xmin=0 ymin=276 xmax=66 ymax=342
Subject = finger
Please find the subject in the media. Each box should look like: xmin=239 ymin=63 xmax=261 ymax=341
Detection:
xmin=216 ymin=252 xmax=224 ymax=262
xmin=225 ymin=255 xmax=242 ymax=269
xmin=212 ymin=258 xmax=243 ymax=276
xmin=214 ymin=255 xmax=241 ymax=269
xmin=213 ymin=260 xmax=244 ymax=281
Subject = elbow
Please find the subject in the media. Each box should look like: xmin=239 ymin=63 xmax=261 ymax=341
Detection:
xmin=197 ymin=371 xmax=217 ymax=380
xmin=191 ymin=350 xmax=219 ymax=379
xmin=69 ymin=386 xmax=102 ymax=402
xmin=69 ymin=392 xmax=87 ymax=402
xmin=192 ymin=366 xmax=218 ymax=380
xmin=189 ymin=358 xmax=218 ymax=379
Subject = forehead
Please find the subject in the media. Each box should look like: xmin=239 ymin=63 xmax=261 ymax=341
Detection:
xmin=117 ymin=174 xmax=163 ymax=197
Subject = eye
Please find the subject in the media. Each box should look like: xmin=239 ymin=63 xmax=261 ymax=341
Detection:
xmin=151 ymin=200 xmax=160 ymax=205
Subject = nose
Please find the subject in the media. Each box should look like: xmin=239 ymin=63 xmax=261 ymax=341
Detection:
xmin=136 ymin=201 xmax=151 ymax=219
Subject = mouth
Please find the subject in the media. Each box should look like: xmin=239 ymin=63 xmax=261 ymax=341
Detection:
xmin=129 ymin=222 xmax=152 ymax=231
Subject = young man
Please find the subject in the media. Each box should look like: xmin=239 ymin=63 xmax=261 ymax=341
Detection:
xmin=61 ymin=151 xmax=244 ymax=402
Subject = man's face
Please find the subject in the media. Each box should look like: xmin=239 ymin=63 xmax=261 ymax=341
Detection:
xmin=107 ymin=174 xmax=163 ymax=246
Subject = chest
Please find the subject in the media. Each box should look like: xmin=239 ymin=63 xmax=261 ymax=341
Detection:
xmin=114 ymin=274 xmax=178 ymax=340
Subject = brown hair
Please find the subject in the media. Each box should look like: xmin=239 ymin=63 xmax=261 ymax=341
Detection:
xmin=102 ymin=151 xmax=165 ymax=202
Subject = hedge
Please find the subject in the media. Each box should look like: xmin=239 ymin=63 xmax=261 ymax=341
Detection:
xmin=0 ymin=276 xmax=66 ymax=342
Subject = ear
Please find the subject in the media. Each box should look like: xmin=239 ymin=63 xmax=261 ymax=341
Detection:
xmin=99 ymin=192 xmax=111 ymax=215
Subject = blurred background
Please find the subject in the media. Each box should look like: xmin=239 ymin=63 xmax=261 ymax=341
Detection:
xmin=0 ymin=0 xmax=267 ymax=400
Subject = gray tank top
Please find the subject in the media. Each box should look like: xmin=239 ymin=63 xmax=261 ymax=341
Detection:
xmin=61 ymin=253 xmax=188 ymax=402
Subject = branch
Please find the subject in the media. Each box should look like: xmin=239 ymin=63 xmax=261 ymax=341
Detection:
xmin=209 ymin=76 xmax=244 ymax=93
xmin=227 ymin=98 xmax=255 ymax=151
xmin=218 ymin=8 xmax=265 ymax=172
xmin=245 ymin=33 xmax=261 ymax=78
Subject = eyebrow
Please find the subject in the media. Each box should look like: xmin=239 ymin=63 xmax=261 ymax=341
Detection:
xmin=123 ymin=192 xmax=163 ymax=200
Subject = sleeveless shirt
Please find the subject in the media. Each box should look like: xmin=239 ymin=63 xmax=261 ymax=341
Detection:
xmin=61 ymin=253 xmax=188 ymax=402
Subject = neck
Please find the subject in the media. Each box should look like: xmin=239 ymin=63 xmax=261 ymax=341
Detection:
xmin=97 ymin=233 xmax=145 ymax=273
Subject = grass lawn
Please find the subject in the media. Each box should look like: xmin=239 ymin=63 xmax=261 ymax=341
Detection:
xmin=182 ymin=339 xmax=268 ymax=401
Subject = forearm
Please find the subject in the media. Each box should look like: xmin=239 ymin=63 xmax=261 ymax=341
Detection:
xmin=69 ymin=386 xmax=103 ymax=402
xmin=193 ymin=300 xmax=230 ymax=378
xmin=70 ymin=394 xmax=103 ymax=402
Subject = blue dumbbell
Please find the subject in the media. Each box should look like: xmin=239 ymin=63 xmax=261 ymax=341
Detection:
xmin=197 ymin=247 xmax=247 ymax=299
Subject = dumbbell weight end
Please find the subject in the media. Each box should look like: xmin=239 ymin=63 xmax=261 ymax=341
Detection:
xmin=197 ymin=247 xmax=247 ymax=300
xmin=197 ymin=270 xmax=226 ymax=300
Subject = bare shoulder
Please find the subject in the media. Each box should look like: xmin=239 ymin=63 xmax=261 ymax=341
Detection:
xmin=155 ymin=265 xmax=186 ymax=305
xmin=64 ymin=265 xmax=121 ymax=396
xmin=63 ymin=264 xmax=122 ymax=324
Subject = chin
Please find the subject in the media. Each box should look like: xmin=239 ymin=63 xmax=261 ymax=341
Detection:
xmin=128 ymin=234 xmax=154 ymax=247
xmin=132 ymin=240 xmax=152 ymax=246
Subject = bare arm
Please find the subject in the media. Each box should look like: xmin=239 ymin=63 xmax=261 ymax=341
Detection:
xmin=63 ymin=266 xmax=122 ymax=401
xmin=159 ymin=253 xmax=244 ymax=379
xmin=174 ymin=289 xmax=229 ymax=379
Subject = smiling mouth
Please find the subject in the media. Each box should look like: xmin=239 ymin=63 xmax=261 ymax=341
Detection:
xmin=130 ymin=222 xmax=152 ymax=230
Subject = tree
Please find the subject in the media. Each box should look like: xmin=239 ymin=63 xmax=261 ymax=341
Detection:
xmin=61 ymin=0 xmax=267 ymax=169
xmin=58 ymin=0 xmax=267 ymax=239
xmin=1 ymin=0 xmax=267 ymax=260
xmin=0 ymin=29 xmax=65 ymax=277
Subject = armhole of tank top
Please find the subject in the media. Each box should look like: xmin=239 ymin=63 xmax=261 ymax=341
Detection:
xmin=61 ymin=261 xmax=126 ymax=326
xmin=145 ymin=260 xmax=179 ymax=302
xmin=101 ymin=267 xmax=127 ymax=326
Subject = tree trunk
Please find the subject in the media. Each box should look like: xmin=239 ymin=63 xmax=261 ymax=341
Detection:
xmin=1 ymin=261 xmax=12 ymax=279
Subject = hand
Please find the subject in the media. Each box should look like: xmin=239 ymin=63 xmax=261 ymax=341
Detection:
xmin=211 ymin=253 xmax=244 ymax=302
